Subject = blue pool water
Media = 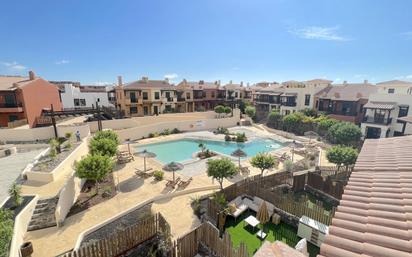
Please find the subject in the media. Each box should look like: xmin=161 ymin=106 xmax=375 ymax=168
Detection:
xmin=136 ymin=138 xmax=284 ymax=164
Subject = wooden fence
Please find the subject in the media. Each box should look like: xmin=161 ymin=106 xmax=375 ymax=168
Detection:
xmin=208 ymin=171 xmax=334 ymax=226
xmin=307 ymin=172 xmax=345 ymax=200
xmin=173 ymin=222 xmax=249 ymax=257
xmin=60 ymin=213 xmax=167 ymax=257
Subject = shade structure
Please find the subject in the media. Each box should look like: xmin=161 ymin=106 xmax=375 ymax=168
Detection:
xmin=304 ymin=131 xmax=319 ymax=143
xmin=123 ymin=139 xmax=132 ymax=154
xmin=231 ymin=149 xmax=247 ymax=169
xmin=256 ymin=201 xmax=270 ymax=232
xmin=135 ymin=150 xmax=157 ymax=173
xmin=162 ymin=161 xmax=184 ymax=182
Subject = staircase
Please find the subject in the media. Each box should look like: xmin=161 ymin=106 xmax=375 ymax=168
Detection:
xmin=27 ymin=196 xmax=59 ymax=231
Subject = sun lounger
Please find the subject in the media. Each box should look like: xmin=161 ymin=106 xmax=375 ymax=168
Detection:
xmin=166 ymin=177 xmax=181 ymax=188
xmin=178 ymin=177 xmax=193 ymax=189
xmin=134 ymin=168 xmax=154 ymax=178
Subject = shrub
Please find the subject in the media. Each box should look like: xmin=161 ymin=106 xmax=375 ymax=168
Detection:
xmin=75 ymin=154 xmax=114 ymax=195
xmin=8 ymin=182 xmax=22 ymax=207
xmin=214 ymin=105 xmax=225 ymax=114
xmin=327 ymin=122 xmax=362 ymax=146
xmin=284 ymin=160 xmax=294 ymax=172
xmin=214 ymin=126 xmax=229 ymax=134
xmin=326 ymin=146 xmax=358 ymax=171
xmin=316 ymin=116 xmax=339 ymax=135
xmin=224 ymin=134 xmax=231 ymax=141
xmin=282 ymin=112 xmax=305 ymax=134
xmin=223 ymin=106 xmax=232 ymax=115
xmin=148 ymin=133 xmax=155 ymax=138
xmin=171 ymin=128 xmax=180 ymax=134
xmin=89 ymin=138 xmax=118 ymax=157
xmin=245 ymin=106 xmax=256 ymax=118
xmin=65 ymin=132 xmax=73 ymax=139
xmin=0 ymin=209 xmax=14 ymax=257
xmin=49 ymin=138 xmax=60 ymax=157
xmin=235 ymin=133 xmax=247 ymax=142
xmin=93 ymin=130 xmax=120 ymax=145
xmin=301 ymin=108 xmax=318 ymax=117
xmin=153 ymin=170 xmax=164 ymax=181
xmin=267 ymin=111 xmax=282 ymax=128
xmin=160 ymin=129 xmax=171 ymax=136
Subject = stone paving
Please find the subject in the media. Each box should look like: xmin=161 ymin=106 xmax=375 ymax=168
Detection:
xmin=0 ymin=148 xmax=45 ymax=203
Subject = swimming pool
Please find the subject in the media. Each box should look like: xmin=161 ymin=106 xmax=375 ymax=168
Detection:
xmin=136 ymin=138 xmax=284 ymax=164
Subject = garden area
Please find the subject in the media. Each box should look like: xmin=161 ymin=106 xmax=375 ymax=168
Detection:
xmin=224 ymin=210 xmax=320 ymax=257
xmin=68 ymin=130 xmax=120 ymax=216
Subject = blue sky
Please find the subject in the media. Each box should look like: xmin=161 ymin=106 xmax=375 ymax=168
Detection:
xmin=1 ymin=0 xmax=411 ymax=85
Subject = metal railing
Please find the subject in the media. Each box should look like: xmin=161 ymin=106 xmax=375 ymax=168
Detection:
xmin=363 ymin=115 xmax=392 ymax=125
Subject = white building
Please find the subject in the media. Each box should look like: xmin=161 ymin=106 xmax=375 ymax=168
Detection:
xmin=360 ymin=80 xmax=412 ymax=138
xmin=54 ymin=81 xmax=115 ymax=110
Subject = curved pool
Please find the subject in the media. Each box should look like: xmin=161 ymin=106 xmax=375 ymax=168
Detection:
xmin=136 ymin=138 xmax=284 ymax=164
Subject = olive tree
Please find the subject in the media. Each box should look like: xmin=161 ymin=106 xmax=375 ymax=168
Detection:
xmin=89 ymin=137 xmax=118 ymax=157
xmin=245 ymin=106 xmax=256 ymax=118
xmin=250 ymin=153 xmax=279 ymax=176
xmin=207 ymin=158 xmax=237 ymax=190
xmin=327 ymin=122 xmax=362 ymax=146
xmin=267 ymin=111 xmax=282 ymax=128
xmin=75 ymin=154 xmax=114 ymax=195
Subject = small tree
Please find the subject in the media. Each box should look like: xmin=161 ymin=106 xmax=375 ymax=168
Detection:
xmin=49 ymin=138 xmax=59 ymax=157
xmin=327 ymin=122 xmax=362 ymax=146
xmin=214 ymin=105 xmax=225 ymax=116
xmin=316 ymin=116 xmax=338 ymax=136
xmin=250 ymin=153 xmax=279 ymax=176
xmin=93 ymin=130 xmax=120 ymax=145
xmin=282 ymin=112 xmax=305 ymax=134
xmin=8 ymin=182 xmax=22 ymax=207
xmin=245 ymin=106 xmax=256 ymax=118
xmin=326 ymin=146 xmax=358 ymax=172
xmin=206 ymin=158 xmax=237 ymax=190
xmin=75 ymin=154 xmax=114 ymax=195
xmin=223 ymin=106 xmax=232 ymax=115
xmin=89 ymin=138 xmax=118 ymax=157
xmin=198 ymin=142 xmax=206 ymax=153
xmin=0 ymin=209 xmax=14 ymax=257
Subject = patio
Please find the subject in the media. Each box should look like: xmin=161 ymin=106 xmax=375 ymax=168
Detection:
xmin=224 ymin=210 xmax=320 ymax=257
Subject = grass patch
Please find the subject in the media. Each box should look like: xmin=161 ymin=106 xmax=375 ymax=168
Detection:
xmin=224 ymin=210 xmax=320 ymax=257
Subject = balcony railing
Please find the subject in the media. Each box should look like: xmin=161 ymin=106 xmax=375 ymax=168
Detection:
xmin=363 ymin=116 xmax=392 ymax=125
xmin=0 ymin=102 xmax=23 ymax=108
xmin=281 ymin=102 xmax=297 ymax=107
xmin=177 ymin=97 xmax=186 ymax=102
xmin=194 ymin=95 xmax=204 ymax=99
xmin=166 ymin=97 xmax=174 ymax=102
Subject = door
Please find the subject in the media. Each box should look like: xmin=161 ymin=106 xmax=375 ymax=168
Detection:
xmin=366 ymin=127 xmax=381 ymax=139
xmin=143 ymin=106 xmax=149 ymax=115
xmin=153 ymin=106 xmax=159 ymax=115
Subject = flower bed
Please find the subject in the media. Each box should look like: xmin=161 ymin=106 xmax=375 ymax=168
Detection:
xmin=31 ymin=143 xmax=81 ymax=173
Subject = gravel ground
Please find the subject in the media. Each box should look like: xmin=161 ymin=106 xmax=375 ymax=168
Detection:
xmin=31 ymin=142 xmax=80 ymax=173
xmin=81 ymin=204 xmax=152 ymax=246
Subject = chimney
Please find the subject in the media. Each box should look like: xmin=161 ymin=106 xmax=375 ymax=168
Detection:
xmin=29 ymin=71 xmax=35 ymax=80
xmin=343 ymin=80 xmax=347 ymax=85
xmin=240 ymin=81 xmax=244 ymax=87
xmin=183 ymin=79 xmax=187 ymax=85
xmin=141 ymin=76 xmax=149 ymax=82
xmin=199 ymin=80 xmax=204 ymax=85
xmin=164 ymin=77 xmax=169 ymax=83
xmin=229 ymin=80 xmax=233 ymax=84
xmin=218 ymin=80 xmax=221 ymax=86
xmin=364 ymin=80 xmax=368 ymax=84
xmin=117 ymin=76 xmax=123 ymax=87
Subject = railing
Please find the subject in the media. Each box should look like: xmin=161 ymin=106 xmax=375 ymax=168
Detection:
xmin=166 ymin=97 xmax=174 ymax=102
xmin=0 ymin=102 xmax=23 ymax=108
xmin=194 ymin=95 xmax=204 ymax=99
xmin=362 ymin=115 xmax=392 ymax=125
xmin=281 ymin=101 xmax=297 ymax=107
xmin=177 ymin=97 xmax=186 ymax=102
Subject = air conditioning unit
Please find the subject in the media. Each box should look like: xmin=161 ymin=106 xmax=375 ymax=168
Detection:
xmin=297 ymin=216 xmax=329 ymax=247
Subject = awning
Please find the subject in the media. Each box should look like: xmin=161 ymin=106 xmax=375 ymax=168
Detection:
xmin=363 ymin=101 xmax=395 ymax=110
xmin=398 ymin=116 xmax=412 ymax=123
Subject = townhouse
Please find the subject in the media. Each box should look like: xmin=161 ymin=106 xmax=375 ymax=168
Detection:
xmin=51 ymin=81 xmax=115 ymax=110
xmin=252 ymin=79 xmax=331 ymax=117
xmin=314 ymin=81 xmax=377 ymax=124
xmin=360 ymin=80 xmax=412 ymax=138
xmin=176 ymin=80 xmax=224 ymax=112
xmin=0 ymin=71 xmax=62 ymax=128
xmin=115 ymin=76 xmax=177 ymax=117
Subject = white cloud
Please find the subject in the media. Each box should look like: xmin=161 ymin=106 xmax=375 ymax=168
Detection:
xmin=55 ymin=59 xmax=70 ymax=65
xmin=90 ymin=81 xmax=111 ymax=86
xmin=333 ymin=78 xmax=342 ymax=84
xmin=231 ymin=67 xmax=240 ymax=71
xmin=394 ymin=74 xmax=412 ymax=81
xmin=1 ymin=61 xmax=26 ymax=70
xmin=401 ymin=31 xmax=412 ymax=40
xmin=164 ymin=73 xmax=178 ymax=80
xmin=289 ymin=26 xmax=350 ymax=41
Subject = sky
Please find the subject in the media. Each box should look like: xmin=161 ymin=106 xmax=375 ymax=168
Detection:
xmin=1 ymin=0 xmax=412 ymax=85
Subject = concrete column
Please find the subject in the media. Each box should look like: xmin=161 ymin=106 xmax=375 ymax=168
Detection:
xmin=380 ymin=127 xmax=388 ymax=138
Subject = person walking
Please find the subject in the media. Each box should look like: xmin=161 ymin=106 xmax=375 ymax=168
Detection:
xmin=75 ymin=130 xmax=81 ymax=142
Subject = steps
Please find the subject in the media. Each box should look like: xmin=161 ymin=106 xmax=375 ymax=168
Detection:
xmin=27 ymin=196 xmax=59 ymax=231
xmin=310 ymin=229 xmax=319 ymax=244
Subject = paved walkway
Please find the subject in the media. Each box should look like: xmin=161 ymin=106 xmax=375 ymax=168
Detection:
xmin=0 ymin=148 xmax=45 ymax=202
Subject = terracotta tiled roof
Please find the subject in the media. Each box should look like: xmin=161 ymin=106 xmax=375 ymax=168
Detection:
xmin=363 ymin=101 xmax=396 ymax=110
xmin=398 ymin=116 xmax=412 ymax=123
xmin=316 ymin=83 xmax=377 ymax=101
xmin=254 ymin=241 xmax=306 ymax=257
xmin=123 ymin=79 xmax=174 ymax=90
xmin=0 ymin=76 xmax=30 ymax=90
xmin=377 ymin=80 xmax=412 ymax=85
xmin=319 ymin=135 xmax=412 ymax=257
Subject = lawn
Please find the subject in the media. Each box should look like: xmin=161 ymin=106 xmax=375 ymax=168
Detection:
xmin=224 ymin=210 xmax=320 ymax=257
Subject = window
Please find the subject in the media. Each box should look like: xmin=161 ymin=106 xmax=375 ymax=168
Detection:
xmin=235 ymin=92 xmax=238 ymax=98
xmin=211 ymin=92 xmax=215 ymax=98
xmin=388 ymin=88 xmax=395 ymax=94
xmin=8 ymin=115 xmax=18 ymax=122
xmin=142 ymin=92 xmax=148 ymax=100
xmin=186 ymin=92 xmax=190 ymax=99
xmin=130 ymin=107 xmax=137 ymax=114
xmin=130 ymin=92 xmax=137 ymax=103
xmin=80 ymin=99 xmax=86 ymax=106
xmin=74 ymin=98 xmax=86 ymax=106
xmin=4 ymin=94 xmax=16 ymax=107
xmin=165 ymin=92 xmax=171 ymax=98
xmin=154 ymin=92 xmax=160 ymax=100
xmin=304 ymin=94 xmax=311 ymax=106
xmin=74 ymin=99 xmax=80 ymax=106
xmin=398 ymin=106 xmax=409 ymax=117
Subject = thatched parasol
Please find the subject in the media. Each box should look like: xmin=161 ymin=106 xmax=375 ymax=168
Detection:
xmin=162 ymin=161 xmax=184 ymax=182
xmin=135 ymin=150 xmax=157 ymax=172
xmin=304 ymin=131 xmax=319 ymax=144
xmin=123 ymin=139 xmax=132 ymax=154
xmin=231 ymin=148 xmax=247 ymax=169
xmin=256 ymin=201 xmax=270 ymax=233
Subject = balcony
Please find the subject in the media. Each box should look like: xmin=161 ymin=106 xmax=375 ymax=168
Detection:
xmin=177 ymin=97 xmax=186 ymax=102
xmin=281 ymin=102 xmax=297 ymax=107
xmin=194 ymin=95 xmax=204 ymax=100
xmin=0 ymin=102 xmax=24 ymax=113
xmin=166 ymin=97 xmax=174 ymax=102
xmin=363 ymin=116 xmax=392 ymax=125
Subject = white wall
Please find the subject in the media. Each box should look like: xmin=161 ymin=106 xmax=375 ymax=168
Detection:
xmin=9 ymin=195 xmax=39 ymax=257
xmin=60 ymin=84 xmax=113 ymax=109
